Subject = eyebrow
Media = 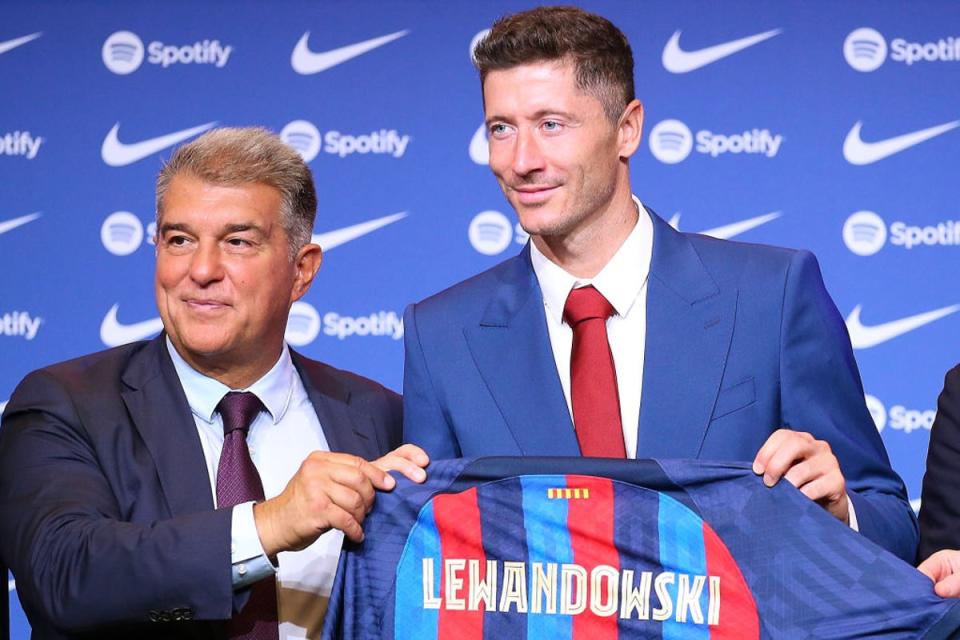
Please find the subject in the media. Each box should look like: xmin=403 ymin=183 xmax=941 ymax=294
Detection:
xmin=485 ymin=109 xmax=577 ymax=127
xmin=158 ymin=222 xmax=266 ymax=236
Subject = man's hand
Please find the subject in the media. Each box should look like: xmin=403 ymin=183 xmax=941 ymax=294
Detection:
xmin=918 ymin=550 xmax=960 ymax=598
xmin=253 ymin=452 xmax=394 ymax=555
xmin=753 ymin=429 xmax=849 ymax=524
xmin=372 ymin=443 xmax=429 ymax=484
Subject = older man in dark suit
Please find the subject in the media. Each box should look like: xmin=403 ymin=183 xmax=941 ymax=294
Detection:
xmin=0 ymin=127 xmax=426 ymax=639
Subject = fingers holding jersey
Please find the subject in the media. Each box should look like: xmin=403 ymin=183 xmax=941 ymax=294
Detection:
xmin=254 ymin=451 xmax=392 ymax=553
xmin=918 ymin=550 xmax=960 ymax=598
xmin=373 ymin=444 xmax=429 ymax=485
xmin=753 ymin=428 xmax=849 ymax=523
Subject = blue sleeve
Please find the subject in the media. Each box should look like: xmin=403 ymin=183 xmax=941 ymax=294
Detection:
xmin=0 ymin=370 xmax=235 ymax=632
xmin=402 ymin=303 xmax=461 ymax=459
xmin=778 ymin=250 xmax=918 ymax=562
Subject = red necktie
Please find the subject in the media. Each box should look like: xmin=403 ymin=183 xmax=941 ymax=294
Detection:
xmin=563 ymin=286 xmax=627 ymax=458
xmin=216 ymin=392 xmax=279 ymax=640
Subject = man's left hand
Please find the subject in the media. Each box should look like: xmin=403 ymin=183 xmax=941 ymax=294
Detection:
xmin=753 ymin=428 xmax=849 ymax=524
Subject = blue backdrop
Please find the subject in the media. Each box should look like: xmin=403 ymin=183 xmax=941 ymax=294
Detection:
xmin=2 ymin=1 xmax=959 ymax=636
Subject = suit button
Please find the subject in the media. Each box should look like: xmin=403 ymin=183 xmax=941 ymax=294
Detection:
xmin=237 ymin=563 xmax=248 ymax=576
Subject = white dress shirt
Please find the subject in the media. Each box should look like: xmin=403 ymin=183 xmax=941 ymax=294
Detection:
xmin=167 ymin=338 xmax=340 ymax=640
xmin=530 ymin=196 xmax=652 ymax=459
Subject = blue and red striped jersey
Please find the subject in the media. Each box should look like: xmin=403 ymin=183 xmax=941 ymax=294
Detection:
xmin=323 ymin=458 xmax=960 ymax=639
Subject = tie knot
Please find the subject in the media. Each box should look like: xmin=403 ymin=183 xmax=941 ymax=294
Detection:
xmin=217 ymin=391 xmax=264 ymax=436
xmin=563 ymin=285 xmax=616 ymax=326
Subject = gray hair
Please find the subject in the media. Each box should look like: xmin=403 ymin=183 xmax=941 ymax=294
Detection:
xmin=156 ymin=127 xmax=316 ymax=257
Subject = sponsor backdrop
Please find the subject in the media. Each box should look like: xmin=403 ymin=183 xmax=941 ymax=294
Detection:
xmin=1 ymin=1 xmax=958 ymax=635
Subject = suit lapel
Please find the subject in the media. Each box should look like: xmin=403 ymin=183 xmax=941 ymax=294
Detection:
xmin=121 ymin=336 xmax=214 ymax=516
xmin=292 ymin=353 xmax=383 ymax=460
xmin=463 ymin=248 xmax=580 ymax=456
xmin=639 ymin=211 xmax=737 ymax=459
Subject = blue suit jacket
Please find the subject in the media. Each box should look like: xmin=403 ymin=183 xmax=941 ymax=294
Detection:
xmin=0 ymin=336 xmax=401 ymax=639
xmin=403 ymin=210 xmax=917 ymax=562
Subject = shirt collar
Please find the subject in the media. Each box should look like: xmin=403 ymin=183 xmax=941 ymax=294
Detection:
xmin=166 ymin=337 xmax=295 ymax=426
xmin=530 ymin=195 xmax=653 ymax=324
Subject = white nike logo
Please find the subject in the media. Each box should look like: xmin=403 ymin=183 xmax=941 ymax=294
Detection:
xmin=0 ymin=211 xmax=41 ymax=236
xmin=669 ymin=211 xmax=781 ymax=239
xmin=843 ymin=120 xmax=960 ymax=165
xmin=100 ymin=304 xmax=164 ymax=347
xmin=312 ymin=212 xmax=407 ymax=250
xmin=291 ymin=30 xmax=408 ymax=75
xmin=101 ymin=122 xmax=217 ymax=167
xmin=469 ymin=123 xmax=489 ymax=165
xmin=0 ymin=32 xmax=42 ymax=56
xmin=662 ymin=28 xmax=781 ymax=73
xmin=845 ymin=304 xmax=960 ymax=349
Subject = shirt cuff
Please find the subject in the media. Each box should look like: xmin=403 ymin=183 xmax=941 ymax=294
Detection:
xmin=847 ymin=493 xmax=859 ymax=532
xmin=230 ymin=502 xmax=276 ymax=589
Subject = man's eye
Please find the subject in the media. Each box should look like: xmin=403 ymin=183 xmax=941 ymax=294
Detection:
xmin=167 ymin=235 xmax=189 ymax=246
xmin=542 ymin=120 xmax=561 ymax=131
xmin=227 ymin=238 xmax=251 ymax=247
xmin=489 ymin=123 xmax=510 ymax=137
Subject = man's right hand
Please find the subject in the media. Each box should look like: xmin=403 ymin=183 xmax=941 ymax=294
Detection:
xmin=918 ymin=549 xmax=960 ymax=598
xmin=253 ymin=451 xmax=395 ymax=555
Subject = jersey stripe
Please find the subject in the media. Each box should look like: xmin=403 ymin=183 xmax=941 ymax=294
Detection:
xmin=702 ymin=522 xmax=759 ymax=639
xmin=394 ymin=500 xmax=440 ymax=638
xmin=434 ymin=488 xmax=486 ymax=639
xmin=521 ymin=475 xmax=574 ymax=639
xmin=478 ymin=478 xmax=529 ymax=639
xmin=658 ymin=493 xmax=709 ymax=640
xmin=566 ymin=475 xmax=621 ymax=640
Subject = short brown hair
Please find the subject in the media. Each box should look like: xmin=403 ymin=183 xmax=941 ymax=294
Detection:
xmin=156 ymin=127 xmax=316 ymax=257
xmin=473 ymin=6 xmax=635 ymax=122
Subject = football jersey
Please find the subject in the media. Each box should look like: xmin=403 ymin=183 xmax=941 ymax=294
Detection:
xmin=322 ymin=457 xmax=960 ymax=639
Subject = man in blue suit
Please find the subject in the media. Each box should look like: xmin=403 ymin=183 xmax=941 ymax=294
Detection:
xmin=0 ymin=128 xmax=427 ymax=639
xmin=402 ymin=6 xmax=916 ymax=562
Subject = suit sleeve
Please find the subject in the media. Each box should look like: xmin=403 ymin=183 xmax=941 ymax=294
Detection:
xmin=778 ymin=250 xmax=918 ymax=562
xmin=917 ymin=365 xmax=960 ymax=562
xmin=0 ymin=370 xmax=234 ymax=633
xmin=402 ymin=303 xmax=462 ymax=459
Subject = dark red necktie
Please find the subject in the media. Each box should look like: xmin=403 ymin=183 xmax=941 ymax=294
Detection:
xmin=216 ymin=392 xmax=279 ymax=640
xmin=563 ymin=286 xmax=627 ymax=458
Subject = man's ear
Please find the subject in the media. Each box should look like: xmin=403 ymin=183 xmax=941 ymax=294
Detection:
xmin=617 ymin=99 xmax=644 ymax=159
xmin=291 ymin=243 xmax=322 ymax=302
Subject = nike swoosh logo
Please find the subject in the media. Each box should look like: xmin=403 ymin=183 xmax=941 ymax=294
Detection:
xmin=669 ymin=211 xmax=781 ymax=239
xmin=0 ymin=32 xmax=42 ymax=56
xmin=469 ymin=123 xmax=489 ymax=165
xmin=291 ymin=30 xmax=408 ymax=75
xmin=843 ymin=120 xmax=960 ymax=165
xmin=312 ymin=212 xmax=407 ymax=250
xmin=101 ymin=122 xmax=217 ymax=167
xmin=100 ymin=304 xmax=164 ymax=347
xmin=662 ymin=28 xmax=781 ymax=73
xmin=846 ymin=304 xmax=960 ymax=349
xmin=0 ymin=211 xmax=41 ymax=236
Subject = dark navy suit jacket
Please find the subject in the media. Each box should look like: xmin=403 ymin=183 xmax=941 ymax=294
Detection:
xmin=403 ymin=209 xmax=917 ymax=562
xmin=0 ymin=336 xmax=401 ymax=639
xmin=918 ymin=363 xmax=960 ymax=562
